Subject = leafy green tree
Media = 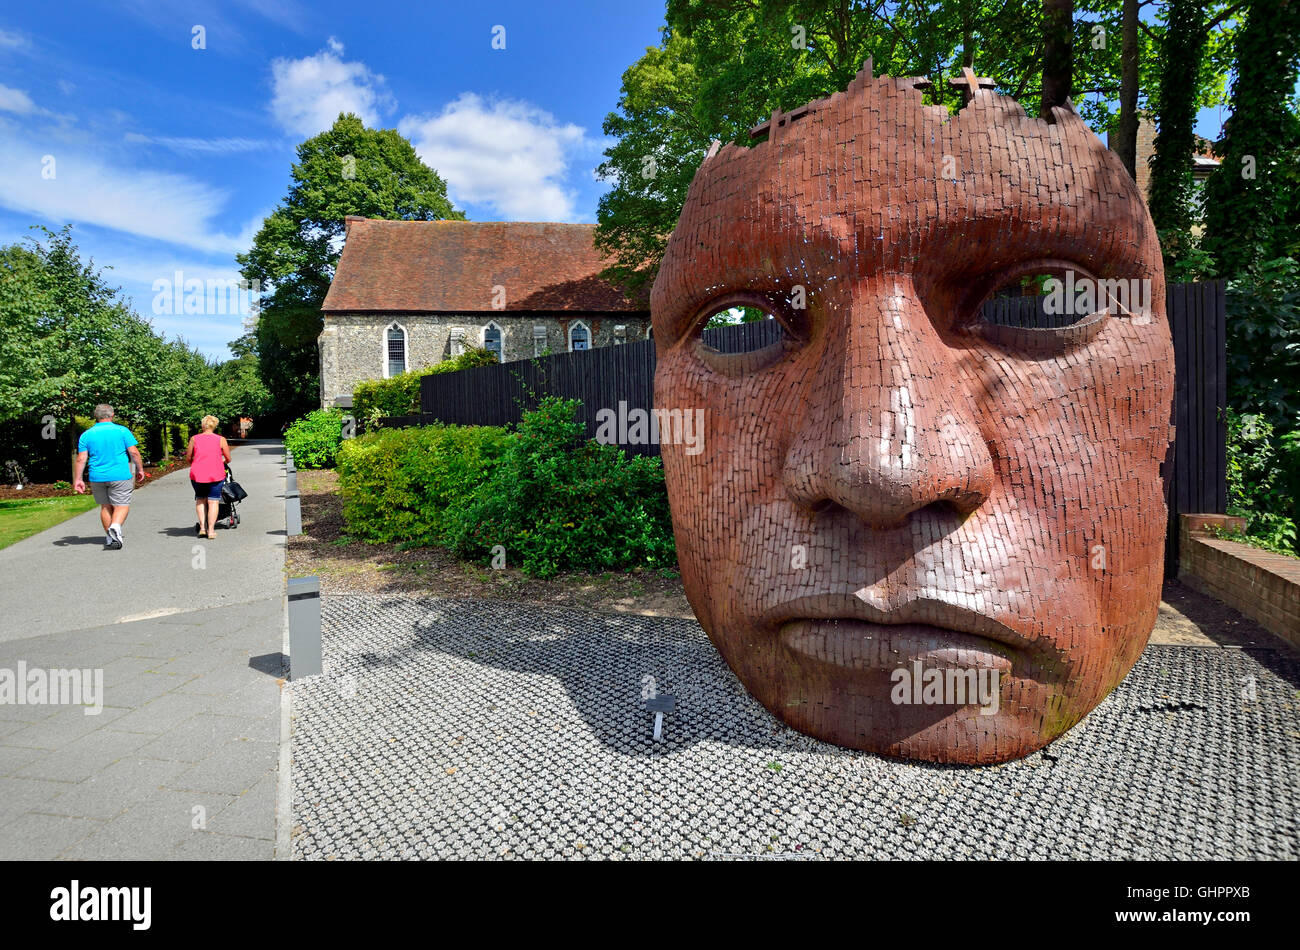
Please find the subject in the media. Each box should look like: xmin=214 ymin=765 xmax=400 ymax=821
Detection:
xmin=0 ymin=243 xmax=58 ymax=424
xmin=594 ymin=33 xmax=705 ymax=301
xmin=595 ymin=0 xmax=1236 ymax=291
xmin=21 ymin=227 xmax=153 ymax=454
xmin=1201 ymin=0 xmax=1300 ymax=278
xmin=205 ymin=333 xmax=271 ymax=423
xmin=238 ymin=113 xmax=465 ymax=420
xmin=0 ymin=226 xmax=215 ymax=470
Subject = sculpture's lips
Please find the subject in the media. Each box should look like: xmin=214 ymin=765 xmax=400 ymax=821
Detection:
xmin=761 ymin=593 xmax=1031 ymax=646
xmin=780 ymin=619 xmax=1015 ymax=673
xmin=762 ymin=593 xmax=1038 ymax=670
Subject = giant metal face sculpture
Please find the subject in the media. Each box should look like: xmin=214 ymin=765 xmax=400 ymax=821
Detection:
xmin=650 ymin=65 xmax=1174 ymax=764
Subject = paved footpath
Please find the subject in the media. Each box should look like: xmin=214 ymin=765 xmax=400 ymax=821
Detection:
xmin=0 ymin=440 xmax=288 ymax=859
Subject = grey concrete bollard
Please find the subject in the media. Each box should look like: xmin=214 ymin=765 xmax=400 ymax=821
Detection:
xmin=286 ymin=468 xmax=297 ymax=493
xmin=286 ymin=489 xmax=302 ymax=536
xmin=287 ymin=576 xmax=322 ymax=679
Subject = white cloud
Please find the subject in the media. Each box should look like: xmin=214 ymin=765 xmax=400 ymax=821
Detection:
xmin=0 ymin=84 xmax=38 ymax=115
xmin=120 ymin=0 xmax=308 ymax=47
xmin=400 ymin=94 xmax=591 ymax=221
xmin=105 ymin=257 xmax=248 ymax=289
xmin=0 ymin=29 xmax=28 ymax=50
xmin=124 ymin=132 xmax=272 ymax=154
xmin=0 ymin=124 xmax=257 ymax=254
xmin=57 ymin=79 xmax=75 ymax=96
xmin=269 ymin=43 xmax=394 ymax=137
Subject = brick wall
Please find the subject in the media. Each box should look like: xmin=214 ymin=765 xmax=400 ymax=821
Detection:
xmin=1179 ymin=514 xmax=1300 ymax=649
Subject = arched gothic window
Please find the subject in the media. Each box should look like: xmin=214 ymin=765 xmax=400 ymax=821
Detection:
xmin=385 ymin=323 xmax=407 ymax=377
xmin=569 ymin=321 xmax=590 ymax=352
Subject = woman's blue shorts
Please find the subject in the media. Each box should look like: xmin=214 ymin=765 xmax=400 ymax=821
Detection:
xmin=191 ymin=479 xmax=225 ymax=501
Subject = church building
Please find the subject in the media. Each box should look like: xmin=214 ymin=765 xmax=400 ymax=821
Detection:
xmin=318 ymin=217 xmax=650 ymax=408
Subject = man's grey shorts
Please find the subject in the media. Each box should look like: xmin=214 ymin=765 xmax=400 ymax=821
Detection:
xmin=90 ymin=480 xmax=133 ymax=506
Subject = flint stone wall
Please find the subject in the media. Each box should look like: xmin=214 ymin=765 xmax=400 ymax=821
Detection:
xmin=319 ymin=311 xmax=651 ymax=408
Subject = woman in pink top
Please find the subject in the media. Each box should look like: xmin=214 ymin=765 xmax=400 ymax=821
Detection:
xmin=185 ymin=415 xmax=232 ymax=539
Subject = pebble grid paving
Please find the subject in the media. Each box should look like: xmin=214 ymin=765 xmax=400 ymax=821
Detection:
xmin=290 ymin=595 xmax=1299 ymax=860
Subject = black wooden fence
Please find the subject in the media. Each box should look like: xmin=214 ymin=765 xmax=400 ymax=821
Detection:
xmin=383 ymin=282 xmax=1226 ymax=576
xmin=398 ymin=320 xmax=784 ymax=451
xmin=1164 ymin=281 xmax=1228 ymax=574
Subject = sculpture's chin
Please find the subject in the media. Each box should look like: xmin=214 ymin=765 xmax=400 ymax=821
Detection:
xmin=698 ymin=615 xmax=1130 ymax=765
xmin=772 ymin=691 xmax=1082 ymax=765
xmin=740 ymin=663 xmax=1089 ymax=765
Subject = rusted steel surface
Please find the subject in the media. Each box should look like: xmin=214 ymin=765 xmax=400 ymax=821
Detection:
xmin=651 ymin=63 xmax=1174 ymax=764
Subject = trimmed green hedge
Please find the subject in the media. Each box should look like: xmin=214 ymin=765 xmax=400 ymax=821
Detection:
xmin=337 ymin=423 xmax=511 ymax=545
xmin=284 ymin=409 xmax=345 ymax=469
xmin=353 ymin=347 xmax=501 ymax=423
xmin=337 ymin=397 xmax=677 ymax=577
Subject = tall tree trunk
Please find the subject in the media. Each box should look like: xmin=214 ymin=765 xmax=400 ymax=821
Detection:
xmin=1112 ymin=0 xmax=1141 ymax=178
xmin=67 ymin=413 xmax=77 ymax=479
xmin=1041 ymin=0 xmax=1075 ymax=118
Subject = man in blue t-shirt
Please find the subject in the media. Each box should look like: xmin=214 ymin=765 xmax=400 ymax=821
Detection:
xmin=73 ymin=404 xmax=147 ymax=549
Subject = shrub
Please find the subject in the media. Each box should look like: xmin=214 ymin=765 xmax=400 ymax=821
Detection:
xmin=284 ymin=409 xmax=345 ymax=469
xmin=353 ymin=347 xmax=501 ymax=424
xmin=1224 ymin=408 xmax=1298 ymax=556
xmin=336 ymin=397 xmax=677 ymax=577
xmin=434 ymin=346 xmax=501 ymax=373
xmin=443 ymin=397 xmax=676 ymax=577
xmin=337 ymin=423 xmax=511 ymax=544
xmin=353 ymin=369 xmax=424 ymax=423
xmin=125 ymin=422 xmax=151 ymax=465
xmin=1225 ymin=258 xmax=1300 ymax=433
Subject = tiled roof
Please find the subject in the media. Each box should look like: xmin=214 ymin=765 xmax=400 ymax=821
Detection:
xmin=322 ymin=218 xmax=643 ymax=313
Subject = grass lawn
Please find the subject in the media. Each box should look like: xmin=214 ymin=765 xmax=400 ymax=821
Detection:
xmin=0 ymin=495 xmax=99 ymax=550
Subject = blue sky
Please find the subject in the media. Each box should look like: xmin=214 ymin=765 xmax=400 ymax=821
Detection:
xmin=0 ymin=2 xmax=1248 ymax=362
xmin=0 ymin=0 xmax=668 ymax=359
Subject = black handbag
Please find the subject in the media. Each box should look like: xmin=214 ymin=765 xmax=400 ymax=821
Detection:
xmin=222 ymin=467 xmax=248 ymax=502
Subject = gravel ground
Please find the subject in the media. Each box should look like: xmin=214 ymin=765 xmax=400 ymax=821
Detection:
xmin=289 ymin=594 xmax=1300 ymax=860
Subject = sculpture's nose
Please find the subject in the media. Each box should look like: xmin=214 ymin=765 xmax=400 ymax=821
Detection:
xmin=782 ymin=277 xmax=995 ymax=529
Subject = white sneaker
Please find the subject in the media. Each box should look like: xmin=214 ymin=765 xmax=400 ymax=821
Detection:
xmin=107 ymin=525 xmax=123 ymax=549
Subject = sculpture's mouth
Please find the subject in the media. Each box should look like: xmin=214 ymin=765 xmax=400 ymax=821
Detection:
xmin=760 ymin=593 xmax=1060 ymax=673
xmin=779 ymin=618 xmax=1015 ymax=673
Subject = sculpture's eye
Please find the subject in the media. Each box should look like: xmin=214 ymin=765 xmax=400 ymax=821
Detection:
xmin=967 ymin=262 xmax=1113 ymax=352
xmin=690 ymin=293 xmax=807 ymax=376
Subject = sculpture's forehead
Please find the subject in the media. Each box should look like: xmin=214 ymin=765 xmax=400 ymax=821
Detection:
xmin=656 ymin=78 xmax=1154 ymax=304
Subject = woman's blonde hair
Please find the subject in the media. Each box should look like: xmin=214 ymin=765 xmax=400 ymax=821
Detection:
xmin=200 ymin=415 xmax=219 ymax=431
